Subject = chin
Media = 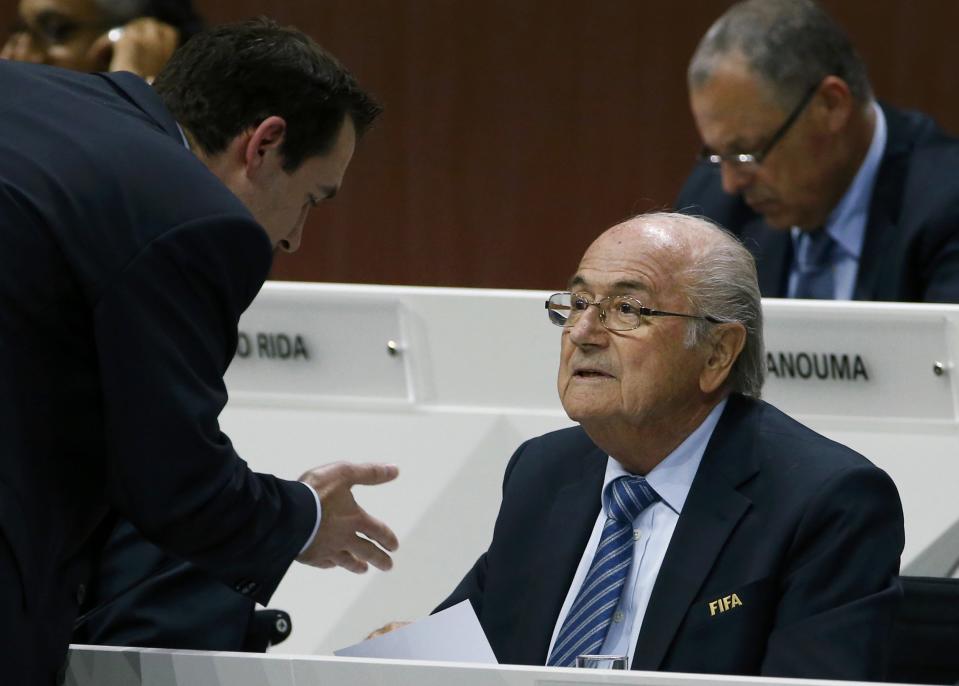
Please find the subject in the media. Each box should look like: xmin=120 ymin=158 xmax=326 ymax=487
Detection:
xmin=758 ymin=211 xmax=793 ymax=230
xmin=561 ymin=399 xmax=613 ymax=424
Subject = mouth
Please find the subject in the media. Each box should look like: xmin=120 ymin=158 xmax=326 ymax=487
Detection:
xmin=573 ymin=368 xmax=614 ymax=379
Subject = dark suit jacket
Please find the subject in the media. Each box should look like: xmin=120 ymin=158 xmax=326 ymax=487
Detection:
xmin=438 ymin=394 xmax=905 ymax=680
xmin=0 ymin=62 xmax=315 ymax=684
xmin=71 ymin=519 xmax=256 ymax=651
xmin=676 ymin=104 xmax=959 ymax=303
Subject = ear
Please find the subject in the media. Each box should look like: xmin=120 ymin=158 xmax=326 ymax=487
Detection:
xmin=242 ymin=115 xmax=288 ymax=178
xmin=815 ymin=76 xmax=855 ymax=133
xmin=699 ymin=322 xmax=747 ymax=394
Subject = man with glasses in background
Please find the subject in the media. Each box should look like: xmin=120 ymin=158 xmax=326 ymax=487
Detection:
xmin=677 ymin=0 xmax=959 ymax=302
xmin=433 ymin=212 xmax=903 ymax=678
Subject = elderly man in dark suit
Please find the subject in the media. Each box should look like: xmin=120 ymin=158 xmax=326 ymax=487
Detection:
xmin=677 ymin=0 xmax=959 ymax=303
xmin=436 ymin=212 xmax=904 ymax=679
xmin=0 ymin=19 xmax=399 ymax=684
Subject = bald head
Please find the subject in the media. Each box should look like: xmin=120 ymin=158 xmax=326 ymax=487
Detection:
xmin=577 ymin=214 xmax=697 ymax=298
xmin=585 ymin=213 xmax=744 ymax=290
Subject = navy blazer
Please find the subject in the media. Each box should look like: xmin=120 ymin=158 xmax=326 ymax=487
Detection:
xmin=0 ymin=62 xmax=315 ymax=683
xmin=437 ymin=395 xmax=904 ymax=679
xmin=676 ymin=104 xmax=959 ymax=303
xmin=71 ymin=519 xmax=256 ymax=650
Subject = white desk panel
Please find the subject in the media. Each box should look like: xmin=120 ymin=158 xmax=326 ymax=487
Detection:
xmin=67 ymin=646 xmax=910 ymax=686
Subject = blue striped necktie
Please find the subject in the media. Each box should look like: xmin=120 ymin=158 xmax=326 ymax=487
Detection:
xmin=547 ymin=475 xmax=659 ymax=667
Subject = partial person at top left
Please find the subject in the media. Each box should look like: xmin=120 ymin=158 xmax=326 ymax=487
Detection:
xmin=1 ymin=0 xmax=202 ymax=79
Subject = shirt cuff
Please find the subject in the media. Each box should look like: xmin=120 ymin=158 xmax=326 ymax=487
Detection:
xmin=298 ymin=481 xmax=322 ymax=555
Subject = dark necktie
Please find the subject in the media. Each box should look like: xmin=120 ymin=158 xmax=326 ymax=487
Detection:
xmin=547 ymin=475 xmax=659 ymax=667
xmin=793 ymin=229 xmax=837 ymax=299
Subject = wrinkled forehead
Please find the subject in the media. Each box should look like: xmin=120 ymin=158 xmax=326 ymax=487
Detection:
xmin=689 ymin=54 xmax=783 ymax=117
xmin=570 ymin=220 xmax=693 ymax=299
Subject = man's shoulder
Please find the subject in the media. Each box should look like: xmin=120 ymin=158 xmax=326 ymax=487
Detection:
xmin=882 ymin=103 xmax=959 ymax=190
xmin=0 ymin=64 xmax=260 ymax=302
xmin=524 ymin=424 xmax=597 ymax=458
xmin=0 ymin=59 xmax=91 ymax=92
xmin=728 ymin=395 xmax=883 ymax=485
xmin=883 ymin=102 xmax=956 ymax=151
xmin=502 ymin=424 xmax=600 ymax=482
xmin=2 ymin=62 xmax=252 ymax=236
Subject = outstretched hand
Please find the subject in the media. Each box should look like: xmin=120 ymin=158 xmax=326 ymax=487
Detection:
xmin=297 ymin=462 xmax=399 ymax=574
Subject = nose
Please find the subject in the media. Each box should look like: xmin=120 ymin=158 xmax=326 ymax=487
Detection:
xmin=567 ymin=304 xmax=608 ymax=348
xmin=278 ymin=213 xmax=307 ymax=253
xmin=720 ymin=161 xmax=754 ymax=195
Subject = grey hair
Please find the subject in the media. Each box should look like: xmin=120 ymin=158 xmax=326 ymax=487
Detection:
xmin=93 ymin=0 xmax=151 ymax=24
xmin=659 ymin=213 xmax=766 ymax=398
xmin=688 ymin=0 xmax=872 ymax=109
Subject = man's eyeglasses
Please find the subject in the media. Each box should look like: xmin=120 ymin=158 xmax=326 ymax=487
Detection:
xmin=699 ymin=81 xmax=821 ymax=172
xmin=545 ymin=292 xmax=722 ymax=332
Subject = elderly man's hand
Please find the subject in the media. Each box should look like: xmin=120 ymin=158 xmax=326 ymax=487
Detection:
xmin=366 ymin=621 xmax=411 ymax=639
xmin=87 ymin=17 xmax=179 ymax=79
xmin=297 ymin=462 xmax=399 ymax=573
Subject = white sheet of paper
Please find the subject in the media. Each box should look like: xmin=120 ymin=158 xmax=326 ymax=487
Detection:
xmin=333 ymin=600 xmax=498 ymax=664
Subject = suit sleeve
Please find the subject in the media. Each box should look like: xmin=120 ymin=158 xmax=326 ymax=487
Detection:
xmin=761 ymin=464 xmax=905 ymax=679
xmin=93 ymin=215 xmax=315 ymax=606
xmin=897 ymin=143 xmax=959 ymax=303
xmin=73 ymin=520 xmax=255 ymax=650
xmin=916 ymin=208 xmax=959 ymax=303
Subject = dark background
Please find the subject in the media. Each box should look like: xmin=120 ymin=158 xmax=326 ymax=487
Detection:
xmin=4 ymin=0 xmax=959 ymax=289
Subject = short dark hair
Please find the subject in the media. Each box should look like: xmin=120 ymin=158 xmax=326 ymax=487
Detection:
xmin=154 ymin=18 xmax=382 ymax=171
xmin=689 ymin=0 xmax=872 ymax=108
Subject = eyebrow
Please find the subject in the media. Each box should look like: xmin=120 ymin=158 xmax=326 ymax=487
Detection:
xmin=568 ymin=276 xmax=653 ymax=295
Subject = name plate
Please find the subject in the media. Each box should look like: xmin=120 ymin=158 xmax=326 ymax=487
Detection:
xmin=225 ymin=290 xmax=411 ymax=403
xmin=761 ymin=302 xmax=955 ymax=420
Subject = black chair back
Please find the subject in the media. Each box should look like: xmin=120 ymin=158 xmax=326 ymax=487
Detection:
xmin=887 ymin=576 xmax=959 ymax=684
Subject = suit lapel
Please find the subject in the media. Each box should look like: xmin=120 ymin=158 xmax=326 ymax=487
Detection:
xmin=855 ymin=106 xmax=908 ymax=301
xmin=631 ymin=396 xmax=760 ymax=670
xmin=854 ymin=200 xmax=897 ymax=301
xmin=514 ymin=445 xmax=606 ymax=665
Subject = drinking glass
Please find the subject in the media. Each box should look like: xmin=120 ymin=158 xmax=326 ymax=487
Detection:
xmin=575 ymin=654 xmax=628 ymax=669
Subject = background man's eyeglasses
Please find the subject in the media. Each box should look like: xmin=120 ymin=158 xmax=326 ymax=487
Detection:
xmin=545 ymin=292 xmax=722 ymax=332
xmin=698 ymin=81 xmax=821 ymax=171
